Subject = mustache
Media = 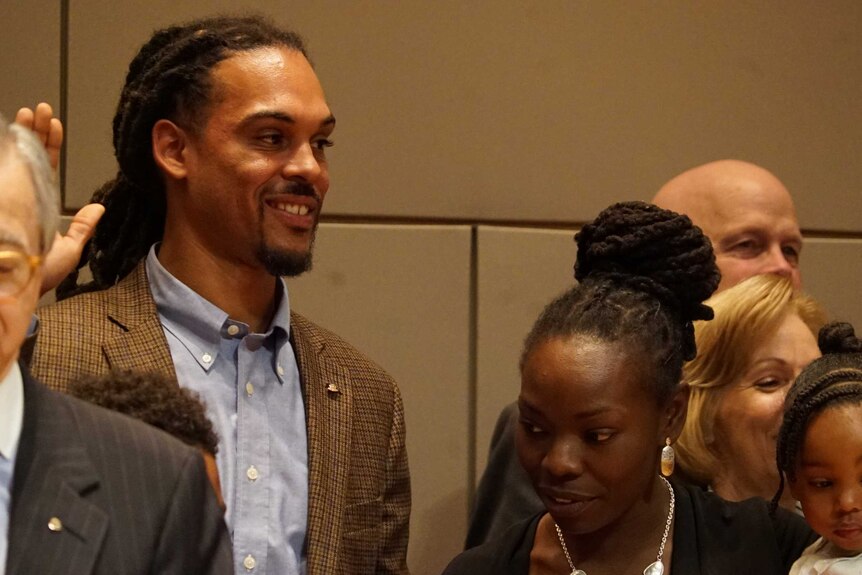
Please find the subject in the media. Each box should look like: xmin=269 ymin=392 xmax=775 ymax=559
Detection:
xmin=267 ymin=180 xmax=320 ymax=201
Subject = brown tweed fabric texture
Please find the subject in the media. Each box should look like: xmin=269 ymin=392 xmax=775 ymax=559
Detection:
xmin=31 ymin=261 xmax=411 ymax=574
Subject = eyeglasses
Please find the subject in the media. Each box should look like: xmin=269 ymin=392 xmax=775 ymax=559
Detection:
xmin=0 ymin=250 xmax=43 ymax=298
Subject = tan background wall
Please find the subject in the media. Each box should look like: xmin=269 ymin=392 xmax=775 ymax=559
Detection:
xmin=3 ymin=3 xmax=859 ymax=573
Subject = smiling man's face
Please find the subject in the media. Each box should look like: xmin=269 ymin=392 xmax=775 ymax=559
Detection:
xmin=172 ymin=46 xmax=335 ymax=277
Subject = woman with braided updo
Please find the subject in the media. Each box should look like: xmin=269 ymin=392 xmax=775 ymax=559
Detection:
xmin=443 ymin=202 xmax=813 ymax=575
xmin=675 ymin=274 xmax=825 ymax=510
xmin=773 ymin=322 xmax=862 ymax=573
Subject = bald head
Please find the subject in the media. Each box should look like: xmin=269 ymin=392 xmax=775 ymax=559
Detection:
xmin=653 ymin=160 xmax=802 ymax=292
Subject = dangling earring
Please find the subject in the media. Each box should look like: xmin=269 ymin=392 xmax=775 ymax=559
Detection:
xmin=661 ymin=438 xmax=675 ymax=477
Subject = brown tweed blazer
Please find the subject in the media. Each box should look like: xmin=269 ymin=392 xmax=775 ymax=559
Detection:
xmin=31 ymin=261 xmax=411 ymax=574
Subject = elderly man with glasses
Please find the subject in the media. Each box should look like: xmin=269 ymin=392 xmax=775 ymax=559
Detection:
xmin=0 ymin=114 xmax=232 ymax=574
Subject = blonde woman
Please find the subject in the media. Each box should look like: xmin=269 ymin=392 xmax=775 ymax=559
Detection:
xmin=676 ymin=274 xmax=825 ymax=509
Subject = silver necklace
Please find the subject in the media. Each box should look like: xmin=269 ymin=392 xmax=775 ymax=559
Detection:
xmin=554 ymin=476 xmax=675 ymax=575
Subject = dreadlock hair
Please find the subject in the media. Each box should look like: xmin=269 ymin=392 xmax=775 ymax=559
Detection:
xmin=521 ymin=201 xmax=720 ymax=404
xmin=771 ymin=321 xmax=862 ymax=512
xmin=57 ymin=15 xmax=308 ymax=300
xmin=70 ymin=369 xmax=219 ymax=455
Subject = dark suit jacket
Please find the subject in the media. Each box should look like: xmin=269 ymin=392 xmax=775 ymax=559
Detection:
xmin=30 ymin=261 xmax=411 ymax=574
xmin=6 ymin=369 xmax=232 ymax=574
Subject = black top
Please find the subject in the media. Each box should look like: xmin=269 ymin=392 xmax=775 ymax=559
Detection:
xmin=445 ymin=480 xmax=815 ymax=575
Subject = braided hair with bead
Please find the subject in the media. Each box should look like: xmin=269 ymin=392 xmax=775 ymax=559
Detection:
xmin=771 ymin=322 xmax=862 ymax=512
xmin=56 ymin=15 xmax=308 ymax=299
xmin=521 ymin=201 xmax=720 ymax=404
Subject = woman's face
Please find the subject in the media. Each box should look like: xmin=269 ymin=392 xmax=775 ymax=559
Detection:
xmin=712 ymin=312 xmax=820 ymax=500
xmin=516 ymin=335 xmax=684 ymax=535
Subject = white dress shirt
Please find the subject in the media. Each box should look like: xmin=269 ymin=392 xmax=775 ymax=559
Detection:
xmin=0 ymin=362 xmax=25 ymax=575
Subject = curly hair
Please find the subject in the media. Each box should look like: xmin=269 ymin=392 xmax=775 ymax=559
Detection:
xmin=771 ymin=321 xmax=862 ymax=512
xmin=521 ymin=201 xmax=720 ymax=404
xmin=70 ymin=369 xmax=219 ymax=455
xmin=57 ymin=15 xmax=308 ymax=299
xmin=675 ymin=274 xmax=826 ymax=486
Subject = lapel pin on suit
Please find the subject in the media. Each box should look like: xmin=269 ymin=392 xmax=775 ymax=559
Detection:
xmin=326 ymin=383 xmax=340 ymax=395
xmin=47 ymin=517 xmax=63 ymax=532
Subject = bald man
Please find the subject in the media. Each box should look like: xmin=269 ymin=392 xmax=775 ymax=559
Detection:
xmin=654 ymin=159 xmax=802 ymax=291
xmin=465 ymin=159 xmax=805 ymax=549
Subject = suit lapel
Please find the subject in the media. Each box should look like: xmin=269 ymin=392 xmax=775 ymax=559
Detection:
xmin=102 ymin=262 xmax=177 ymax=381
xmin=7 ymin=373 xmax=108 ymax=574
xmin=291 ymin=314 xmax=353 ymax=575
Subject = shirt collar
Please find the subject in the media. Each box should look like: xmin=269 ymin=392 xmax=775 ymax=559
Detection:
xmin=0 ymin=363 xmax=24 ymax=461
xmin=146 ymin=245 xmax=293 ymax=368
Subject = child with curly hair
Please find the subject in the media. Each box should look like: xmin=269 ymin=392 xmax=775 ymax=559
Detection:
xmin=70 ymin=369 xmax=223 ymax=508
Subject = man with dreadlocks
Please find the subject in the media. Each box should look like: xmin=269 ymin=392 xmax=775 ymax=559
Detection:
xmin=28 ymin=15 xmax=410 ymax=575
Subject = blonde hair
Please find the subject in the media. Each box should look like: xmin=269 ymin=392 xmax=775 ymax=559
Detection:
xmin=675 ymin=274 xmax=826 ymax=486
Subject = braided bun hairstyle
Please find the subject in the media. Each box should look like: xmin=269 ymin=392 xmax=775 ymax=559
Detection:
xmin=521 ymin=201 xmax=720 ymax=403
xmin=772 ymin=322 xmax=862 ymax=511
xmin=56 ymin=15 xmax=308 ymax=299
xmin=819 ymin=322 xmax=862 ymax=355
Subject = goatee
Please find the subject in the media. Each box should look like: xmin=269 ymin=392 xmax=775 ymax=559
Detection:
xmin=256 ymin=233 xmax=315 ymax=277
xmin=257 ymin=180 xmax=320 ymax=277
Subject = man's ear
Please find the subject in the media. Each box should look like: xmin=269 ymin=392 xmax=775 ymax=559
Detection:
xmin=663 ymin=384 xmax=690 ymax=444
xmin=152 ymin=119 xmax=189 ymax=180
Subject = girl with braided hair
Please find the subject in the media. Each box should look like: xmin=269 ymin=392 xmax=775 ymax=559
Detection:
xmin=444 ymin=201 xmax=813 ymax=575
xmin=773 ymin=322 xmax=862 ymax=573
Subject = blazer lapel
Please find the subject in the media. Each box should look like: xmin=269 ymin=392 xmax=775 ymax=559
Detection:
xmin=102 ymin=262 xmax=177 ymax=381
xmin=7 ymin=374 xmax=108 ymax=574
xmin=291 ymin=314 xmax=353 ymax=575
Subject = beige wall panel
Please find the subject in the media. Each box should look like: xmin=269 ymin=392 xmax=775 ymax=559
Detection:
xmin=801 ymin=238 xmax=862 ymax=329
xmin=0 ymin=1 xmax=60 ymax=124
xmin=287 ymin=223 xmax=472 ymax=575
xmin=475 ymin=227 xmax=576 ymax=479
xmin=64 ymin=2 xmax=859 ymax=231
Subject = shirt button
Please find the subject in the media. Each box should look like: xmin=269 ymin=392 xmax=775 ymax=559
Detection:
xmin=276 ymin=364 xmax=284 ymax=376
xmin=245 ymin=382 xmax=254 ymax=396
xmin=202 ymin=353 xmax=212 ymax=364
xmin=247 ymin=465 xmax=260 ymax=481
xmin=243 ymin=554 xmax=256 ymax=571
xmin=227 ymin=324 xmax=240 ymax=336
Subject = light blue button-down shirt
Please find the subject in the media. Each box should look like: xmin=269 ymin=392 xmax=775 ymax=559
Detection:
xmin=0 ymin=363 xmax=24 ymax=575
xmin=147 ymin=247 xmax=308 ymax=575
